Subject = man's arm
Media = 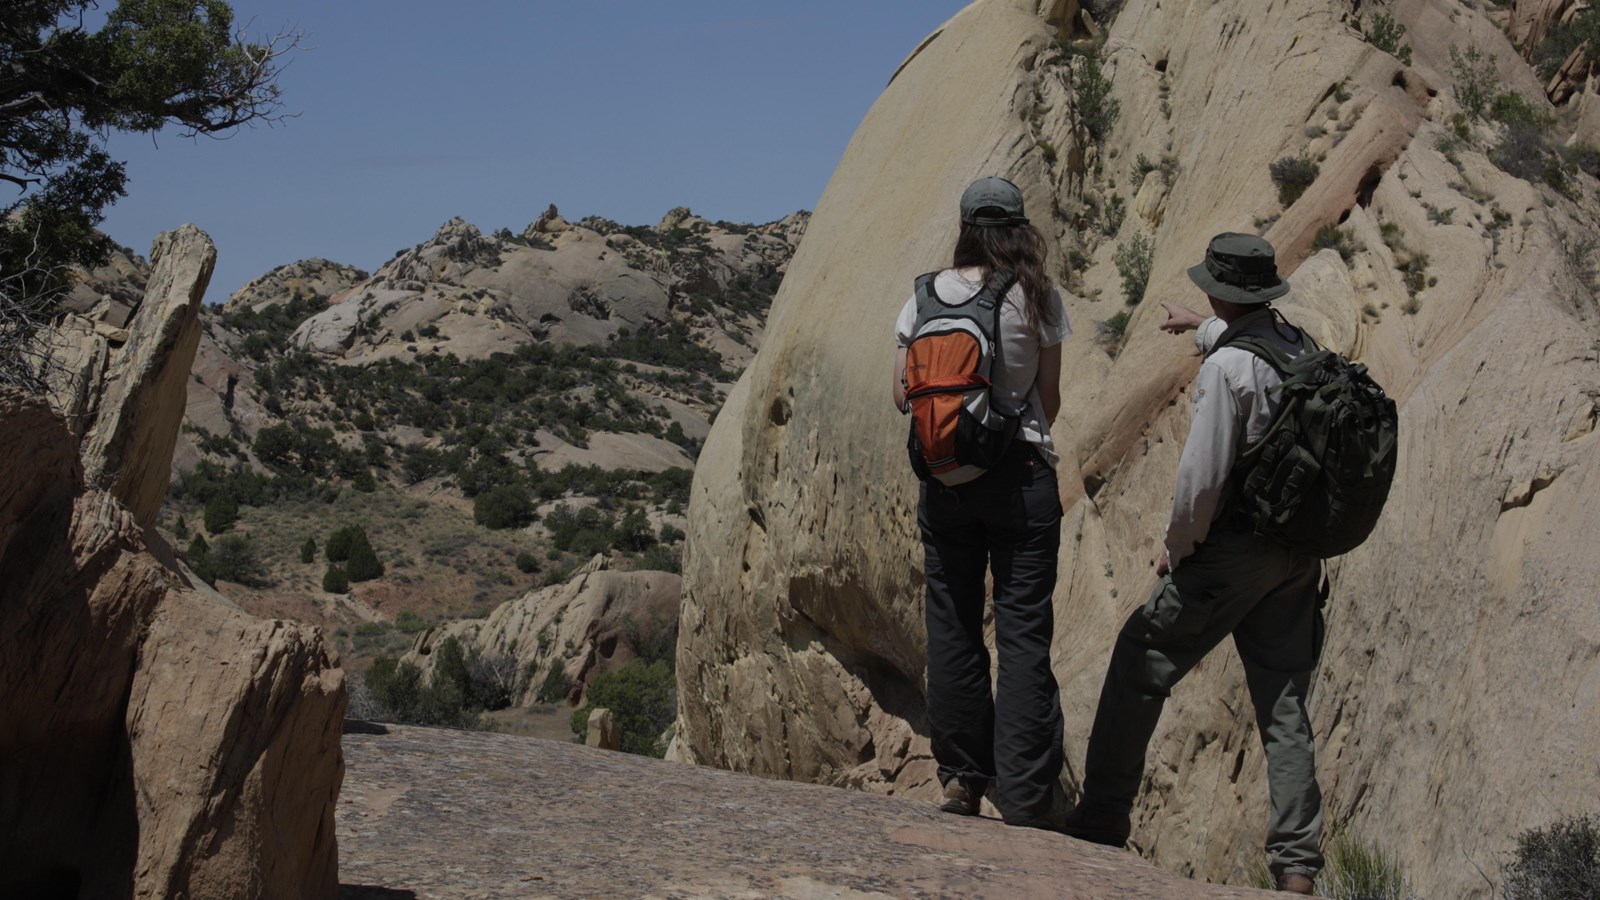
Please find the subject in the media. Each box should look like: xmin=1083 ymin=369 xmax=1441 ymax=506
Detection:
xmin=1164 ymin=361 xmax=1242 ymax=567
xmin=893 ymin=347 xmax=909 ymax=413
xmin=1159 ymin=301 xmax=1207 ymax=334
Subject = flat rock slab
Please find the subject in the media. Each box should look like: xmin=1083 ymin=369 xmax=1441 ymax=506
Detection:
xmin=338 ymin=723 xmax=1279 ymax=899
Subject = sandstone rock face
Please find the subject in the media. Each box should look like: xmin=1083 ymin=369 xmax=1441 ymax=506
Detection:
xmin=80 ymin=225 xmax=215 ymax=528
xmin=0 ymin=390 xmax=345 ymax=899
xmin=585 ymin=708 xmax=621 ymax=750
xmin=407 ymin=555 xmax=680 ymax=706
xmin=678 ymin=1 xmax=1600 ymax=897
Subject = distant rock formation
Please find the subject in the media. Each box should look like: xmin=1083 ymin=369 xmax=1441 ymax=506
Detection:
xmin=406 ymin=554 xmax=680 ymax=707
xmin=2 ymin=227 xmax=345 ymax=898
xmin=678 ymin=1 xmax=1600 ymax=897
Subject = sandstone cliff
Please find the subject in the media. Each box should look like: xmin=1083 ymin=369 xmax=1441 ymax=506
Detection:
xmin=2 ymin=227 xmax=346 ymax=898
xmin=676 ymin=1 xmax=1600 ymax=896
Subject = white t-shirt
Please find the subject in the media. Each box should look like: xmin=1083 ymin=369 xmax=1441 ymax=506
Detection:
xmin=895 ymin=268 xmax=1071 ymax=466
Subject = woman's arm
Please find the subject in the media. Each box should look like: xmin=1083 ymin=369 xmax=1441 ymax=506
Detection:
xmin=1036 ymin=342 xmax=1062 ymax=423
xmin=893 ymin=347 xmax=909 ymax=413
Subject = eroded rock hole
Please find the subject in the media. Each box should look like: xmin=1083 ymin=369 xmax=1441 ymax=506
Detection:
xmin=1356 ymin=164 xmax=1384 ymax=208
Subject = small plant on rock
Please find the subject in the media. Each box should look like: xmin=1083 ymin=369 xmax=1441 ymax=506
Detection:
xmin=1312 ymin=224 xmax=1356 ymax=262
xmin=1366 ymin=13 xmax=1414 ymax=66
xmin=1114 ymin=233 xmax=1154 ymax=306
xmin=1270 ymin=154 xmax=1320 ymax=206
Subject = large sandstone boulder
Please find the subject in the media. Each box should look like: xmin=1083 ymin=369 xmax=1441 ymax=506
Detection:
xmin=407 ymin=554 xmax=681 ymax=707
xmin=676 ymin=1 xmax=1600 ymax=897
xmin=0 ymin=391 xmax=345 ymax=899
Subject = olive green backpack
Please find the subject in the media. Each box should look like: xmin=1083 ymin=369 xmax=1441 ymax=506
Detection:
xmin=1212 ymin=319 xmax=1399 ymax=558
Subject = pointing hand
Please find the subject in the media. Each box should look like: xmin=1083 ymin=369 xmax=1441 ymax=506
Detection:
xmin=1158 ymin=302 xmax=1206 ymax=334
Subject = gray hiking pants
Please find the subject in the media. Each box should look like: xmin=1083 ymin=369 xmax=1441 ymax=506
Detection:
xmin=1079 ymin=528 xmax=1325 ymax=878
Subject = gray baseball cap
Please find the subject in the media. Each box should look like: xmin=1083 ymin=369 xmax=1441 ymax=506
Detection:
xmin=960 ymin=176 xmax=1028 ymax=227
xmin=1186 ymin=232 xmax=1290 ymax=305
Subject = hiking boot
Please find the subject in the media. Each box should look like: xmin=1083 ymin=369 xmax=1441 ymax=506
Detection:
xmin=1060 ymin=805 xmax=1130 ymax=848
xmin=1003 ymin=813 xmax=1065 ymax=832
xmin=938 ymin=777 xmax=985 ymax=816
xmin=1275 ymin=872 xmax=1314 ymax=895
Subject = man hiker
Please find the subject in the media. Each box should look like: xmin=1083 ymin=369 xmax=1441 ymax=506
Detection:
xmin=1062 ymin=234 xmax=1325 ymax=895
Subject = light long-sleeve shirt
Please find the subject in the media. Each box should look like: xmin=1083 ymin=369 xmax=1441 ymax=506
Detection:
xmin=1165 ymin=307 xmax=1305 ymax=566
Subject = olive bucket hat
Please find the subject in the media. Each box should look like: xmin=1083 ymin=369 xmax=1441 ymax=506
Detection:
xmin=960 ymin=176 xmax=1029 ymax=227
xmin=1186 ymin=232 xmax=1290 ymax=305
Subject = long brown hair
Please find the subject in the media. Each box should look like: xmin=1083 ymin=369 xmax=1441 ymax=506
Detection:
xmin=952 ymin=221 xmax=1056 ymax=329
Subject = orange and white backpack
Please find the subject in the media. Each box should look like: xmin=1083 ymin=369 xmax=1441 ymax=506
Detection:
xmin=904 ymin=269 xmax=1021 ymax=485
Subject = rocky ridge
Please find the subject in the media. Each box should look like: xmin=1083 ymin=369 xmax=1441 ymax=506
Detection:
xmin=676 ymin=0 xmax=1600 ymax=897
xmin=3 ymin=227 xmax=344 ymax=898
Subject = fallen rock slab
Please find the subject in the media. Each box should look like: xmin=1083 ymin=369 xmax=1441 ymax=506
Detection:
xmin=337 ymin=723 xmax=1284 ymax=899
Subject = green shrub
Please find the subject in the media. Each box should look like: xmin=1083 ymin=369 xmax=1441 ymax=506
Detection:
xmin=322 ymin=564 xmax=349 ymax=593
xmin=208 ymin=535 xmax=267 ymax=587
xmin=345 ymin=529 xmax=385 ymax=583
xmin=570 ymin=659 xmax=677 ymax=757
xmin=1450 ymin=44 xmax=1498 ymax=121
xmin=639 ymin=544 xmax=681 ymax=573
xmin=326 ymin=524 xmax=357 ymax=562
xmin=536 ymin=664 xmax=574 ymax=704
xmin=1312 ymin=224 xmax=1356 ymax=262
xmin=515 ymin=550 xmax=541 ymax=574
xmin=1097 ymin=310 xmax=1132 ymax=355
xmin=1269 ymin=154 xmax=1320 ymax=206
xmin=352 ymin=469 xmax=377 ymax=493
xmin=300 ymin=536 xmax=317 ymax=564
xmin=395 ymin=610 xmax=429 ymax=634
xmin=473 ymin=483 xmax=534 ymax=529
xmin=1114 ymin=233 xmax=1154 ymax=306
xmin=203 ymin=493 xmax=239 ymax=533
xmin=1074 ymin=48 xmax=1120 ymax=144
xmin=185 ymin=533 xmax=215 ymax=585
xmin=1366 ymin=13 xmax=1413 ymax=66
xmin=1504 ymin=812 xmax=1600 ymax=900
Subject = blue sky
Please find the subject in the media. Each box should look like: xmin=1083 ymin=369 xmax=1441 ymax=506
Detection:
xmin=96 ymin=1 xmax=969 ymax=299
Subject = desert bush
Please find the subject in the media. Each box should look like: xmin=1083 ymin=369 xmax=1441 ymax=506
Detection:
xmin=300 ymin=536 xmax=317 ymax=564
xmin=626 ymin=616 xmax=680 ymax=668
xmin=203 ymin=493 xmax=239 ymax=534
xmin=1074 ymin=48 xmax=1120 ymax=144
xmin=1269 ymin=154 xmax=1320 ymax=206
xmin=208 ymin=535 xmax=267 ymax=586
xmin=1450 ymin=44 xmax=1498 ymax=122
xmin=570 ymin=659 xmax=677 ymax=757
xmin=322 ymin=564 xmax=349 ymax=594
xmin=1094 ymin=310 xmax=1132 ymax=355
xmin=536 ymin=664 xmax=574 ymax=704
xmin=515 ymin=550 xmax=541 ymax=574
xmin=1503 ymin=812 xmax=1600 ymax=899
xmin=1366 ymin=13 xmax=1413 ymax=66
xmin=1114 ymin=233 xmax=1154 ymax=305
xmin=395 ymin=610 xmax=429 ymax=634
xmin=639 ymin=544 xmax=681 ymax=573
xmin=474 ymin=483 xmax=534 ymax=530
xmin=345 ymin=529 xmax=385 ymax=583
xmin=1533 ymin=5 xmax=1600 ymax=81
xmin=1312 ymin=224 xmax=1356 ymax=262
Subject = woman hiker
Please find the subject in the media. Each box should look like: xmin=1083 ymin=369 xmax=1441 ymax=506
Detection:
xmin=893 ymin=176 xmax=1071 ymax=828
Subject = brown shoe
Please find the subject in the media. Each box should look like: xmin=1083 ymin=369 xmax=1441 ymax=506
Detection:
xmin=1060 ymin=805 xmax=1130 ymax=848
xmin=938 ymin=778 xmax=984 ymax=816
xmin=1275 ymin=872 xmax=1315 ymax=894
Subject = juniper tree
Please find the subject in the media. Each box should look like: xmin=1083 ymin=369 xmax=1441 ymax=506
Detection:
xmin=1 ymin=0 xmax=301 ymax=389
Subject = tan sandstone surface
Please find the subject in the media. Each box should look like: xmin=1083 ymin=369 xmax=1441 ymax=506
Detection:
xmin=2 ymin=226 xmax=346 ymax=898
xmin=676 ymin=1 xmax=1600 ymax=897
xmin=337 ymin=722 xmax=1283 ymax=899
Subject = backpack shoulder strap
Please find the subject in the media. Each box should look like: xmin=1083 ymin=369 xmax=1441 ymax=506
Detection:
xmin=1206 ymin=307 xmax=1315 ymax=374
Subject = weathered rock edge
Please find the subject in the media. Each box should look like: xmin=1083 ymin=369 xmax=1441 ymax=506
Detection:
xmin=2 ymin=225 xmax=346 ymax=897
xmin=339 ymin=722 xmax=1282 ymax=899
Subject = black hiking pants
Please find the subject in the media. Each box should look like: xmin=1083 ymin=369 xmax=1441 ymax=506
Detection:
xmin=918 ymin=441 xmax=1063 ymax=822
